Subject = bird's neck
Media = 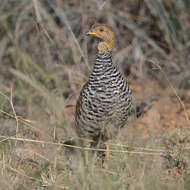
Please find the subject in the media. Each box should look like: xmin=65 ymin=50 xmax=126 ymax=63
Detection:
xmin=90 ymin=51 xmax=113 ymax=76
xmin=94 ymin=51 xmax=112 ymax=67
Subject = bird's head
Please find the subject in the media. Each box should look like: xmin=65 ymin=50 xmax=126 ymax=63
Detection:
xmin=86 ymin=24 xmax=115 ymax=53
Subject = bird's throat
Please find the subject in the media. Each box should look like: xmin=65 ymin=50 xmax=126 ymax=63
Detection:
xmin=98 ymin=41 xmax=114 ymax=53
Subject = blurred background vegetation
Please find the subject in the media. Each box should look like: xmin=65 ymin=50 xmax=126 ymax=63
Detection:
xmin=0 ymin=0 xmax=190 ymax=189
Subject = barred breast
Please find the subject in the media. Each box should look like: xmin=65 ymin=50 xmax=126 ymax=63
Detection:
xmin=75 ymin=51 xmax=131 ymax=145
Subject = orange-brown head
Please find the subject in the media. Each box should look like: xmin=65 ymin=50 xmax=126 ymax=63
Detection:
xmin=86 ymin=24 xmax=115 ymax=53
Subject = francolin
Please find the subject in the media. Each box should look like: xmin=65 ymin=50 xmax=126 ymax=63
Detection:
xmin=75 ymin=24 xmax=132 ymax=164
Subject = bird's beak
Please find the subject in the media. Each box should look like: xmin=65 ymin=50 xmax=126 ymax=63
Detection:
xmin=86 ymin=30 xmax=96 ymax=36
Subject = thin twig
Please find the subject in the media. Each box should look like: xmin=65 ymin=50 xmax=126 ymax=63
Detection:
xmin=10 ymin=86 xmax=19 ymax=137
xmin=0 ymin=135 xmax=170 ymax=156
xmin=150 ymin=59 xmax=190 ymax=124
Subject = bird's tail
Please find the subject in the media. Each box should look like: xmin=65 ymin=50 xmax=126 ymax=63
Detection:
xmin=128 ymin=96 xmax=156 ymax=120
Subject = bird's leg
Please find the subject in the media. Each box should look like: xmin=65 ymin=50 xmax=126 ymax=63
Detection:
xmin=105 ymin=143 xmax=110 ymax=160
xmin=84 ymin=149 xmax=88 ymax=166
xmin=102 ymin=127 xmax=110 ymax=160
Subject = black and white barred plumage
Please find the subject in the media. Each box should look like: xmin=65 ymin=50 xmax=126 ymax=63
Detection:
xmin=75 ymin=51 xmax=131 ymax=146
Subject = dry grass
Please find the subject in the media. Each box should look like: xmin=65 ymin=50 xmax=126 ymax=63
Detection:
xmin=0 ymin=0 xmax=190 ymax=189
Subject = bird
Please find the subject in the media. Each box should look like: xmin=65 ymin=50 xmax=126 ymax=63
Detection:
xmin=75 ymin=24 xmax=132 ymax=165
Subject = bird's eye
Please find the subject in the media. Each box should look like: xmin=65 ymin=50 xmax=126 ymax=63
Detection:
xmin=99 ymin=29 xmax=104 ymax=32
